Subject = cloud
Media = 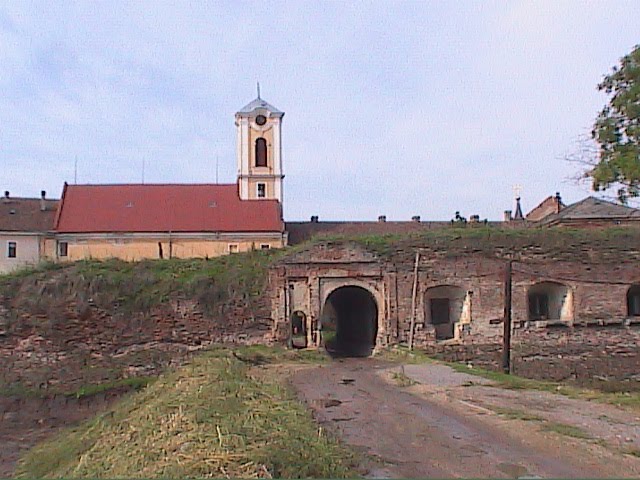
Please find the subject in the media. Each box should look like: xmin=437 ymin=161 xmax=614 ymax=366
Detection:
xmin=1 ymin=1 xmax=639 ymax=217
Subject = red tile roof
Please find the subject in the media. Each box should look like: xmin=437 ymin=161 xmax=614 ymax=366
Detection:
xmin=55 ymin=184 xmax=284 ymax=234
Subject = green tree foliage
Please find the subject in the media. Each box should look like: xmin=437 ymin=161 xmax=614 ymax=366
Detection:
xmin=591 ymin=45 xmax=640 ymax=203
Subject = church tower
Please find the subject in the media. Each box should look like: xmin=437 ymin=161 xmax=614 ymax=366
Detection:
xmin=236 ymin=91 xmax=284 ymax=202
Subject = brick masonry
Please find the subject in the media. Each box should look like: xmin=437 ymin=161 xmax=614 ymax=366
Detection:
xmin=270 ymin=238 xmax=640 ymax=384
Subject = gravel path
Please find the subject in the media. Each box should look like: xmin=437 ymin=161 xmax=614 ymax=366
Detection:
xmin=291 ymin=359 xmax=640 ymax=478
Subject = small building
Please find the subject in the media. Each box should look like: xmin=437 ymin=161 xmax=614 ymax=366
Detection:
xmin=531 ymin=195 xmax=640 ymax=227
xmin=0 ymin=191 xmax=58 ymax=274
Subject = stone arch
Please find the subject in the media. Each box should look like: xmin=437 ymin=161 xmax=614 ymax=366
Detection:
xmin=528 ymin=281 xmax=573 ymax=321
xmin=321 ymin=285 xmax=378 ymax=357
xmin=424 ymin=285 xmax=470 ymax=340
xmin=627 ymin=285 xmax=640 ymax=317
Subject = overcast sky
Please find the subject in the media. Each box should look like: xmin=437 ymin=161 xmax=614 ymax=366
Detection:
xmin=1 ymin=1 xmax=639 ymax=221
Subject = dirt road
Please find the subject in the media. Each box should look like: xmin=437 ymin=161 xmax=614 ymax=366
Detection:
xmin=290 ymin=359 xmax=640 ymax=478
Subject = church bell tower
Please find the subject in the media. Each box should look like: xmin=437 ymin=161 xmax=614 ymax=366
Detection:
xmin=236 ymin=90 xmax=284 ymax=202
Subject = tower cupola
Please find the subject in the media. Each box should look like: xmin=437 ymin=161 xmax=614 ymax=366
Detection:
xmin=235 ymin=90 xmax=284 ymax=202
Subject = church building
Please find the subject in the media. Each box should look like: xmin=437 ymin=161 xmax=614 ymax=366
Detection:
xmin=50 ymin=96 xmax=288 ymax=261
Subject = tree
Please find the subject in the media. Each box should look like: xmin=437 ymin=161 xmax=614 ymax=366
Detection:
xmin=590 ymin=45 xmax=640 ymax=203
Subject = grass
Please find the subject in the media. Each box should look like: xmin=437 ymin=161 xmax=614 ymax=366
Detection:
xmin=377 ymin=345 xmax=436 ymax=364
xmin=16 ymin=346 xmax=356 ymax=479
xmin=0 ymin=248 xmax=282 ymax=319
xmin=445 ymin=362 xmax=640 ymax=411
xmin=69 ymin=376 xmax=155 ymax=398
xmin=624 ymin=448 xmax=640 ymax=458
xmin=489 ymin=406 xmax=545 ymax=422
xmin=541 ymin=422 xmax=593 ymax=440
xmin=391 ymin=367 xmax=418 ymax=387
xmin=0 ymin=376 xmax=155 ymax=399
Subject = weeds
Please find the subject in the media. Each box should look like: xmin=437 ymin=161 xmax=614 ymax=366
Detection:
xmin=489 ymin=406 xmax=545 ymax=422
xmin=541 ymin=422 xmax=593 ymax=440
xmin=391 ymin=367 xmax=418 ymax=387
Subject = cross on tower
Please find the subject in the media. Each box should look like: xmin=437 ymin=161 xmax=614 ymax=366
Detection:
xmin=512 ymin=184 xmax=522 ymax=200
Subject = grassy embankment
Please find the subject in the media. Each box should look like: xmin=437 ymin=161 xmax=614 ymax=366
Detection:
xmin=16 ymin=346 xmax=356 ymax=479
xmin=0 ymin=249 xmax=282 ymax=396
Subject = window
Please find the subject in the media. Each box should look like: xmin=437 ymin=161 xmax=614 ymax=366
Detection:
xmin=424 ymin=285 xmax=467 ymax=341
xmin=529 ymin=293 xmax=549 ymax=320
xmin=228 ymin=244 xmax=239 ymax=254
xmin=430 ymin=298 xmax=450 ymax=325
xmin=628 ymin=285 xmax=640 ymax=316
xmin=260 ymin=244 xmax=270 ymax=250
xmin=7 ymin=241 xmax=16 ymax=258
xmin=58 ymin=241 xmax=68 ymax=257
xmin=257 ymin=183 xmax=266 ymax=198
xmin=255 ymin=137 xmax=267 ymax=167
xmin=527 ymin=281 xmax=571 ymax=321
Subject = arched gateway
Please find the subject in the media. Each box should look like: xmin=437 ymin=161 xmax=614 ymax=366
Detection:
xmin=270 ymin=242 xmax=389 ymax=356
xmin=321 ymin=285 xmax=378 ymax=357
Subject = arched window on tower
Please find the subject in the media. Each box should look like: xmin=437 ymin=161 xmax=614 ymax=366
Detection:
xmin=255 ymin=138 xmax=267 ymax=167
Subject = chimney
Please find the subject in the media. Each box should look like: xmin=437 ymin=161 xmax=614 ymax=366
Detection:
xmin=411 ymin=215 xmax=421 ymax=223
xmin=2 ymin=191 xmax=8 ymax=203
xmin=378 ymin=215 xmax=386 ymax=223
xmin=40 ymin=190 xmax=46 ymax=211
xmin=310 ymin=215 xmax=319 ymax=223
xmin=555 ymin=192 xmax=562 ymax=213
xmin=469 ymin=215 xmax=480 ymax=223
xmin=503 ymin=210 xmax=512 ymax=222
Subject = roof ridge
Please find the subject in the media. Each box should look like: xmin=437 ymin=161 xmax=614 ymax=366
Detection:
xmin=68 ymin=183 xmax=238 ymax=187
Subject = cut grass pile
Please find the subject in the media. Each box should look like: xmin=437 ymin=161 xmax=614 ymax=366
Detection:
xmin=16 ymin=346 xmax=356 ymax=479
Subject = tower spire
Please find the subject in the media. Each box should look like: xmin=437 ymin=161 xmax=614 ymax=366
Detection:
xmin=257 ymin=82 xmax=261 ymax=99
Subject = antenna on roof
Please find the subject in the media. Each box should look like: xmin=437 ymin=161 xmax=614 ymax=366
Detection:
xmin=257 ymin=82 xmax=261 ymax=99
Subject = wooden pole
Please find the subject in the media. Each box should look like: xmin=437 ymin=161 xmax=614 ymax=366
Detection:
xmin=502 ymin=259 xmax=513 ymax=374
xmin=408 ymin=251 xmax=420 ymax=350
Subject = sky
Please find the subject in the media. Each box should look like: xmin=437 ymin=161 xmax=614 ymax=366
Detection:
xmin=1 ymin=1 xmax=639 ymax=221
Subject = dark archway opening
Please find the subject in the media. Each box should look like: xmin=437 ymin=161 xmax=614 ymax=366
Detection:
xmin=321 ymin=286 xmax=378 ymax=357
xmin=291 ymin=311 xmax=307 ymax=349
xmin=628 ymin=285 xmax=640 ymax=316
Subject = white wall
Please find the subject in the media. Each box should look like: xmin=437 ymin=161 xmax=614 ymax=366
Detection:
xmin=0 ymin=233 xmax=42 ymax=274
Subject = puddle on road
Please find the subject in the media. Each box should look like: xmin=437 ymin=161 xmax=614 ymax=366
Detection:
xmin=497 ymin=462 xmax=530 ymax=478
xmin=313 ymin=398 xmax=343 ymax=408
